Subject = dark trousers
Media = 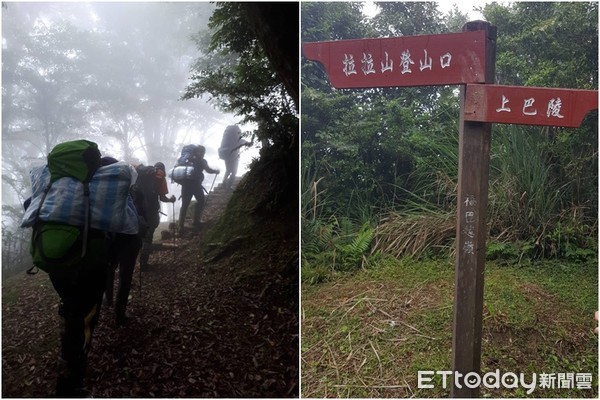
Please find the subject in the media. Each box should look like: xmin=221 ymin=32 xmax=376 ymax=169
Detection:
xmin=48 ymin=232 xmax=108 ymax=397
xmin=179 ymin=181 xmax=205 ymax=231
xmin=140 ymin=211 xmax=159 ymax=268
xmin=105 ymin=233 xmax=142 ymax=317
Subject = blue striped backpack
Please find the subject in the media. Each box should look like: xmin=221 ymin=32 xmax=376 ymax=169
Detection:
xmin=26 ymin=140 xmax=102 ymax=275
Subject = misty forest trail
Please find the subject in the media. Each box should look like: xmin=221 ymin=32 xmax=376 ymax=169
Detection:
xmin=2 ymin=176 xmax=298 ymax=398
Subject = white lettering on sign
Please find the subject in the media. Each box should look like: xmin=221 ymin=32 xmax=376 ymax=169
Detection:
xmin=440 ymin=53 xmax=452 ymax=68
xmin=496 ymin=95 xmax=511 ymax=113
xmin=465 ymin=211 xmax=475 ymax=224
xmin=343 ymin=53 xmax=357 ymax=76
xmin=400 ymin=50 xmax=415 ymax=74
xmin=361 ymin=53 xmax=376 ymax=75
xmin=341 ymin=49 xmax=453 ymax=78
xmin=464 ymin=195 xmax=477 ymax=207
xmin=463 ymin=240 xmax=475 ymax=255
xmin=495 ymin=95 xmax=568 ymax=120
xmin=381 ymin=51 xmax=393 ymax=73
xmin=463 ymin=224 xmax=475 ymax=239
xmin=419 ymin=49 xmax=432 ymax=71
xmin=547 ymin=98 xmax=564 ymax=118
xmin=463 ymin=195 xmax=477 ymax=255
xmin=523 ymin=98 xmax=537 ymax=116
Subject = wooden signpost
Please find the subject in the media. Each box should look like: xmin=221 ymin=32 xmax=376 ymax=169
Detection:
xmin=303 ymin=21 xmax=598 ymax=398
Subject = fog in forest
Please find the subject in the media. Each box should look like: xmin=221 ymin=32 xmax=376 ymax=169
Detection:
xmin=2 ymin=2 xmax=259 ymax=273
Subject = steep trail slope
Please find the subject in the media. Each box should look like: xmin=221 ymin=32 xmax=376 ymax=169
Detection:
xmin=2 ymin=166 xmax=299 ymax=397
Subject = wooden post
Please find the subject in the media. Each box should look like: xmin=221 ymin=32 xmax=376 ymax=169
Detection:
xmin=451 ymin=21 xmax=496 ymax=398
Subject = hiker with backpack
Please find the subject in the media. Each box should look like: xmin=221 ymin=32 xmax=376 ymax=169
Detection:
xmin=137 ymin=161 xmax=176 ymax=270
xmin=102 ymin=156 xmax=149 ymax=326
xmin=218 ymin=124 xmax=251 ymax=190
xmin=172 ymin=144 xmax=219 ymax=233
xmin=21 ymin=140 xmax=139 ymax=397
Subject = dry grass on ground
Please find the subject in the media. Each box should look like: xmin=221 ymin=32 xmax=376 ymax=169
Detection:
xmin=301 ymin=258 xmax=598 ymax=398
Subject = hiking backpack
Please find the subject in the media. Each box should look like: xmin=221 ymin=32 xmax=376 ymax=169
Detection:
xmin=177 ymin=144 xmax=198 ymax=166
xmin=26 ymin=140 xmax=102 ymax=274
xmin=134 ymin=164 xmax=159 ymax=211
xmin=22 ymin=140 xmax=140 ymax=275
xmin=218 ymin=126 xmax=240 ymax=160
xmin=135 ymin=165 xmax=157 ymax=193
xmin=170 ymin=145 xmax=198 ymax=184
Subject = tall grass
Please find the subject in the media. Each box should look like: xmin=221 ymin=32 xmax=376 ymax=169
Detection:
xmin=370 ymin=127 xmax=459 ymax=259
xmin=406 ymin=126 xmax=459 ymax=211
xmin=488 ymin=126 xmax=564 ymax=241
xmin=301 ymin=149 xmax=330 ymax=223
xmin=301 ymin=150 xmax=377 ymax=282
xmin=373 ymin=125 xmax=596 ymax=261
xmin=486 ymin=126 xmax=596 ymax=258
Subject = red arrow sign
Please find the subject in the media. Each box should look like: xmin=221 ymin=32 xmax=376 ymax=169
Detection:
xmin=303 ymin=31 xmax=487 ymax=89
xmin=464 ymin=84 xmax=598 ymax=127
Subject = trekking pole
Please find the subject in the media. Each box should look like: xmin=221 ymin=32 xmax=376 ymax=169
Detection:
xmin=172 ymin=200 xmax=177 ymax=261
xmin=197 ymin=173 xmax=218 ymax=226
xmin=172 ymin=201 xmax=176 ymax=239
xmin=139 ymin=258 xmax=142 ymax=298
xmin=209 ymin=172 xmax=218 ymax=193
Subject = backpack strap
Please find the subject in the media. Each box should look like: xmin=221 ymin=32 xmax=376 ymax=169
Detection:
xmin=81 ymin=181 xmax=91 ymax=258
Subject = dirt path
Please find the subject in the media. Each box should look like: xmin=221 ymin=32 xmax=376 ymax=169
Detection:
xmin=2 ymin=178 xmax=299 ymax=397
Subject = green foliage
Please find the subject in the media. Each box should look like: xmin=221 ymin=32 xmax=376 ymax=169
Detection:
xmin=301 ymin=2 xmax=367 ymax=42
xmin=489 ymin=126 xmax=563 ymax=236
xmin=483 ymin=2 xmax=598 ymax=254
xmin=301 ymin=2 xmax=460 ymax=219
xmin=486 ymin=240 xmax=519 ymax=261
xmin=184 ymin=3 xmax=297 ymax=151
xmin=485 ymin=2 xmax=598 ymax=89
xmin=488 ymin=125 xmax=597 ymax=260
xmin=301 ymin=1 xmax=597 ymax=266
xmin=337 ymin=222 xmax=374 ymax=266
xmin=541 ymin=222 xmax=597 ymax=261
xmin=302 ymin=217 xmax=374 ymax=283
xmin=372 ymin=2 xmax=446 ymax=36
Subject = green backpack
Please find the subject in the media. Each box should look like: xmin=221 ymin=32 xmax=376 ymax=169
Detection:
xmin=29 ymin=140 xmax=102 ymax=275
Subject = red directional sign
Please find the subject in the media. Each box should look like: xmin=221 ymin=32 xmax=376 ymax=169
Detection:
xmin=464 ymin=84 xmax=599 ymax=127
xmin=303 ymin=30 xmax=488 ymax=89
